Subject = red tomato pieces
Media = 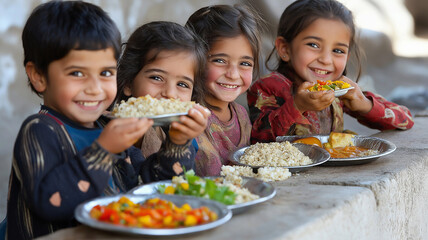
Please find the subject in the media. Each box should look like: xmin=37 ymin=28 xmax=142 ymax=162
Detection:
xmin=90 ymin=196 xmax=218 ymax=228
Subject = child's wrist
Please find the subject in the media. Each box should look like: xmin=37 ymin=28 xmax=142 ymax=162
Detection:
xmin=356 ymin=96 xmax=373 ymax=114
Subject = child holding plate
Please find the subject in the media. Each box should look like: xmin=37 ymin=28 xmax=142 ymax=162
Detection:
xmin=247 ymin=0 xmax=414 ymax=143
xmin=114 ymin=21 xmax=211 ymax=168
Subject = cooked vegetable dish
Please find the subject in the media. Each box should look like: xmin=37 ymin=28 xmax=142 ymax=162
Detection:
xmin=90 ymin=196 xmax=218 ymax=228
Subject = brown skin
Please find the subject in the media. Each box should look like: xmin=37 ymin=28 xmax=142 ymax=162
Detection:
xmin=294 ymin=81 xmax=336 ymax=113
xmin=98 ymin=118 xmax=154 ymax=154
xmin=169 ymin=104 xmax=211 ymax=145
xmin=337 ymin=76 xmax=373 ymax=114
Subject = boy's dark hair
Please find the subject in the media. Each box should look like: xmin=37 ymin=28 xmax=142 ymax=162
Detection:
xmin=266 ymin=0 xmax=362 ymax=82
xmin=185 ymin=4 xmax=264 ymax=81
xmin=22 ymin=0 xmax=122 ymax=97
xmin=116 ymin=21 xmax=207 ymax=106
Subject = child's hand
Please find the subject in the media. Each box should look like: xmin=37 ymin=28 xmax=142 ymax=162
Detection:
xmin=294 ymin=81 xmax=335 ymax=113
xmin=168 ymin=104 xmax=211 ymax=145
xmin=337 ymin=76 xmax=373 ymax=114
xmin=97 ymin=118 xmax=154 ymax=154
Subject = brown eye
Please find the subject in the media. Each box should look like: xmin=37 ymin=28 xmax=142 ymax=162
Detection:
xmin=70 ymin=71 xmax=83 ymax=77
xmin=101 ymin=70 xmax=113 ymax=77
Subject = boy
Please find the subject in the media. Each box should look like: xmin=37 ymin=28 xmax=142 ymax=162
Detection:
xmin=5 ymin=1 xmax=196 ymax=239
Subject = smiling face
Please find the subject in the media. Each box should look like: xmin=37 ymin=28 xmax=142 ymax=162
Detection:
xmin=205 ymin=35 xmax=254 ymax=108
xmin=126 ymin=50 xmax=195 ymax=102
xmin=42 ymin=48 xmax=117 ymax=128
xmin=279 ymin=18 xmax=351 ymax=84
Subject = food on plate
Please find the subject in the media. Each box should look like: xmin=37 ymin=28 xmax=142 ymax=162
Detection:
xmin=324 ymin=146 xmax=379 ymax=158
xmin=307 ymin=80 xmax=351 ymax=92
xmin=89 ymin=196 xmax=218 ymax=228
xmin=292 ymin=132 xmax=379 ymax=158
xmin=239 ymin=141 xmax=312 ymax=167
xmin=158 ymin=170 xmax=259 ymax=205
xmin=323 ymin=132 xmax=354 ymax=149
xmin=221 ymin=165 xmax=291 ymax=182
xmin=112 ymin=95 xmax=195 ymax=118
xmin=292 ymin=137 xmax=322 ymax=147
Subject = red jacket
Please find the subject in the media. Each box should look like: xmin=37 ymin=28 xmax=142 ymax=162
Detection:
xmin=247 ymin=72 xmax=414 ymax=143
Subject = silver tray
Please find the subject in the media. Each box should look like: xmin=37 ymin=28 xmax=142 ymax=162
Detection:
xmin=230 ymin=143 xmax=330 ymax=173
xmin=103 ymin=111 xmax=187 ymax=126
xmin=334 ymin=86 xmax=354 ymax=97
xmin=75 ymin=194 xmax=232 ymax=236
xmin=130 ymin=177 xmax=276 ymax=215
xmin=276 ymin=135 xmax=396 ymax=166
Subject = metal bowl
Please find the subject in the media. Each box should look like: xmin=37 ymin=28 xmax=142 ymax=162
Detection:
xmin=230 ymin=143 xmax=330 ymax=173
xmin=130 ymin=177 xmax=276 ymax=215
xmin=75 ymin=194 xmax=232 ymax=236
xmin=276 ymin=135 xmax=396 ymax=166
xmin=103 ymin=111 xmax=188 ymax=126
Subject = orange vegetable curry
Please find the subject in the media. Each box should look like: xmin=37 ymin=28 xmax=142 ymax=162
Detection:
xmin=293 ymin=136 xmax=372 ymax=158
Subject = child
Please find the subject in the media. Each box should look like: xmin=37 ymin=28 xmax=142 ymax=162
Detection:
xmin=185 ymin=4 xmax=264 ymax=176
xmin=247 ymin=0 xmax=414 ymax=143
xmin=115 ymin=21 xmax=211 ymax=161
xmin=6 ymin=2 xmax=194 ymax=239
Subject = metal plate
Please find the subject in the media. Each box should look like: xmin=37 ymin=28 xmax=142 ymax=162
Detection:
xmin=334 ymin=86 xmax=354 ymax=97
xmin=103 ymin=111 xmax=188 ymax=126
xmin=276 ymin=135 xmax=396 ymax=166
xmin=130 ymin=177 xmax=276 ymax=215
xmin=74 ymin=194 xmax=232 ymax=236
xmin=230 ymin=143 xmax=330 ymax=173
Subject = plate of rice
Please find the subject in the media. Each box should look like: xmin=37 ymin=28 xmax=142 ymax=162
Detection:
xmin=230 ymin=141 xmax=330 ymax=172
xmin=130 ymin=171 xmax=276 ymax=215
xmin=106 ymin=95 xmax=195 ymax=126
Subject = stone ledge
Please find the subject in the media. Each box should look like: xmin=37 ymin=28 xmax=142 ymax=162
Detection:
xmin=38 ymin=118 xmax=428 ymax=240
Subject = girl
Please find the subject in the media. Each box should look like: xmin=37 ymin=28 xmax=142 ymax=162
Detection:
xmin=116 ymin=21 xmax=211 ymax=168
xmin=185 ymin=4 xmax=264 ymax=176
xmin=247 ymin=0 xmax=414 ymax=144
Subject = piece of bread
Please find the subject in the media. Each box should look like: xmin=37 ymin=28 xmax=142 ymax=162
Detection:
xmin=323 ymin=132 xmax=354 ymax=149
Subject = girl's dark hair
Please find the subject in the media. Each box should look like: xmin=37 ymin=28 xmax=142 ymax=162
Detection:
xmin=22 ymin=0 xmax=121 ymax=97
xmin=116 ymin=21 xmax=206 ymax=106
xmin=266 ymin=0 xmax=362 ymax=81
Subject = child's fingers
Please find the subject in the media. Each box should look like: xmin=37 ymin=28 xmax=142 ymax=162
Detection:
xmin=181 ymin=106 xmax=210 ymax=127
xmin=192 ymin=104 xmax=211 ymax=118
xmin=171 ymin=117 xmax=201 ymax=133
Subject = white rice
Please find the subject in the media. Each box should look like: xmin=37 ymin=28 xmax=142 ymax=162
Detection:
xmin=239 ymin=141 xmax=312 ymax=166
xmin=221 ymin=165 xmax=291 ymax=182
xmin=112 ymin=95 xmax=195 ymax=118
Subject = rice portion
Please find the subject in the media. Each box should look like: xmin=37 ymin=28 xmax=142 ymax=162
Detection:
xmin=257 ymin=167 xmax=291 ymax=182
xmin=239 ymin=141 xmax=312 ymax=166
xmin=357 ymin=149 xmax=379 ymax=157
xmin=221 ymin=182 xmax=259 ymax=204
xmin=112 ymin=95 xmax=195 ymax=118
xmin=221 ymin=165 xmax=291 ymax=182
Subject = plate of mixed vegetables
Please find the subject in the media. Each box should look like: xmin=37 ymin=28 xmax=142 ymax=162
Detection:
xmin=75 ymin=194 xmax=231 ymax=236
xmin=307 ymin=80 xmax=354 ymax=97
xmin=130 ymin=170 xmax=276 ymax=214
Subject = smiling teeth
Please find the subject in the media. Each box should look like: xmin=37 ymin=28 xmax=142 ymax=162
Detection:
xmin=315 ymin=69 xmax=328 ymax=75
xmin=219 ymin=83 xmax=238 ymax=89
xmin=78 ymin=101 xmax=99 ymax=106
